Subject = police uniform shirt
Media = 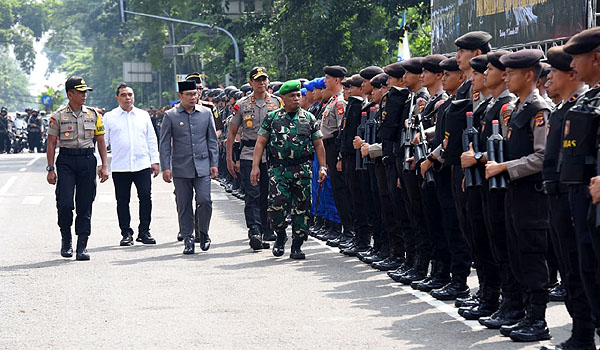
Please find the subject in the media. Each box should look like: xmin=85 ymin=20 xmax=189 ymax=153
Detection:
xmin=230 ymin=92 xmax=283 ymax=161
xmin=504 ymin=89 xmax=549 ymax=180
xmin=48 ymin=105 xmax=105 ymax=149
xmin=422 ymin=88 xmax=448 ymax=142
xmin=320 ymin=90 xmax=346 ymax=139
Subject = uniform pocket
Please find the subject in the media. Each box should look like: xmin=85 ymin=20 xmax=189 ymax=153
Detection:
xmin=83 ymin=121 xmax=95 ymax=139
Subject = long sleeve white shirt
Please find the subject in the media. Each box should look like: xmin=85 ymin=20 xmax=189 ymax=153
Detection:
xmin=103 ymin=106 xmax=159 ymax=172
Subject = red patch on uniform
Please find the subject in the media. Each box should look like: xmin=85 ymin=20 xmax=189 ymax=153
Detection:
xmin=233 ymin=104 xmax=240 ymax=114
xmin=535 ymin=111 xmax=545 ymax=127
xmin=68 ymin=126 xmax=72 ymax=130
xmin=337 ymin=104 xmax=345 ymax=115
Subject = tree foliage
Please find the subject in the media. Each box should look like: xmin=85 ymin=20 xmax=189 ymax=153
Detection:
xmin=0 ymin=51 xmax=36 ymax=110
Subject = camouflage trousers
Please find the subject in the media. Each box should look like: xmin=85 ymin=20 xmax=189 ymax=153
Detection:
xmin=267 ymin=165 xmax=312 ymax=239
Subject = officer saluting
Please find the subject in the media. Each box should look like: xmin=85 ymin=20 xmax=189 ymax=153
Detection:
xmin=46 ymin=76 xmax=109 ymax=261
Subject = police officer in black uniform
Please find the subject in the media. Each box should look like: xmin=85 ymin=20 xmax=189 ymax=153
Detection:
xmin=46 ymin=76 xmax=109 ymax=261
xmin=27 ymin=109 xmax=43 ymax=153
xmin=0 ymin=107 xmax=10 ymax=153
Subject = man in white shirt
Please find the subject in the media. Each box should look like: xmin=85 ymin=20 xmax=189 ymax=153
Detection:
xmin=104 ymin=83 xmax=160 ymax=246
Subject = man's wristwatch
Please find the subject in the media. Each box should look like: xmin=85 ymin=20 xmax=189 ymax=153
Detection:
xmin=46 ymin=165 xmax=55 ymax=172
xmin=474 ymin=152 xmax=483 ymax=164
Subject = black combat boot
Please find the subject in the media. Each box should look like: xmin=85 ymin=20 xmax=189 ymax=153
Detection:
xmin=372 ymin=255 xmax=405 ymax=271
xmin=323 ymin=222 xmax=342 ymax=241
xmin=412 ymin=260 xmax=436 ymax=289
xmin=387 ymin=253 xmax=415 ymax=281
xmin=397 ymin=256 xmax=430 ymax=284
xmin=262 ymin=229 xmax=277 ymax=242
xmin=416 ymin=261 xmax=451 ymax=292
xmin=290 ymin=238 xmax=305 ymax=259
xmin=456 ymin=288 xmax=481 ymax=308
xmin=309 ymin=217 xmax=324 ymax=236
xmin=460 ymin=288 xmax=500 ymax=320
xmin=272 ymin=230 xmax=288 ymax=257
xmin=315 ymin=220 xmax=332 ymax=240
xmin=509 ymin=304 xmax=551 ymax=342
xmin=540 ymin=319 xmax=597 ymax=350
xmin=548 ymin=282 xmax=566 ymax=302
xmin=480 ymin=295 xmax=525 ymax=329
xmin=60 ymin=231 xmax=73 ymax=258
xmin=75 ymin=234 xmax=90 ymax=261
xmin=430 ymin=277 xmax=470 ymax=301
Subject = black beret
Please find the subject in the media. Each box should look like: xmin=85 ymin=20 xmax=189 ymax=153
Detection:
xmin=401 ymin=57 xmax=423 ymax=74
xmin=422 ymin=54 xmax=447 ymax=73
xmin=178 ymin=80 xmax=196 ymax=92
xmin=359 ymin=66 xmax=384 ymax=80
xmin=323 ymin=65 xmax=348 ymax=78
xmin=370 ymin=73 xmax=389 ymax=89
xmin=341 ymin=78 xmax=351 ymax=88
xmin=439 ymin=57 xmax=460 ymax=72
xmin=455 ymin=31 xmax=493 ymax=50
xmin=347 ymin=74 xmax=364 ymax=87
xmin=249 ymin=67 xmax=268 ymax=80
xmin=546 ymin=46 xmax=573 ymax=71
xmin=564 ymin=27 xmax=600 ymax=55
xmin=469 ymin=55 xmax=488 ymax=74
xmin=539 ymin=62 xmax=551 ymax=78
xmin=384 ymin=62 xmax=406 ymax=78
xmin=499 ymin=49 xmax=544 ymax=69
xmin=487 ymin=50 xmax=511 ymax=70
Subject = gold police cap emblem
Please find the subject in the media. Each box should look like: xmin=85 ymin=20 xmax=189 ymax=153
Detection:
xmin=179 ymin=122 xmax=184 ymax=126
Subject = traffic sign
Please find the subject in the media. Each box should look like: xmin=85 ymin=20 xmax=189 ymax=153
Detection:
xmin=41 ymin=95 xmax=53 ymax=106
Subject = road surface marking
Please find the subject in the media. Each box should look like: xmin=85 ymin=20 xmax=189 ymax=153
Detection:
xmin=26 ymin=155 xmax=43 ymax=166
xmin=19 ymin=168 xmax=26 ymax=172
xmin=22 ymin=196 xmax=44 ymax=205
xmin=0 ymin=176 xmax=17 ymax=195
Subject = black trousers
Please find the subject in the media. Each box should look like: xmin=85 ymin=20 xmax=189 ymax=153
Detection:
xmin=367 ymin=163 xmax=384 ymax=250
xmin=113 ymin=168 xmax=152 ymax=235
xmin=569 ymin=184 xmax=600 ymax=328
xmin=481 ymin=182 xmax=522 ymax=300
xmin=240 ymin=160 xmax=270 ymax=233
xmin=374 ymin=161 xmax=393 ymax=254
xmin=419 ymin=176 xmax=451 ymax=265
xmin=434 ymin=166 xmax=472 ymax=281
xmin=343 ymin=155 xmax=375 ymax=244
xmin=505 ymin=180 xmax=549 ymax=306
xmin=0 ymin=132 xmax=10 ymax=152
xmin=55 ymin=153 xmax=97 ymax=236
xmin=384 ymin=159 xmax=411 ymax=257
xmin=548 ymin=188 xmax=594 ymax=327
xmin=324 ymin=139 xmax=353 ymax=228
xmin=29 ymin=131 xmax=41 ymax=152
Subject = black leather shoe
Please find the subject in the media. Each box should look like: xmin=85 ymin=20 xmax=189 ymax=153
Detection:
xmin=199 ymin=232 xmax=211 ymax=251
xmin=456 ymin=292 xmax=480 ymax=308
xmin=342 ymin=244 xmax=370 ymax=257
xmin=75 ymin=235 xmax=90 ymax=261
xmin=460 ymin=303 xmax=499 ymax=320
xmin=290 ymin=238 xmax=305 ymax=259
xmin=540 ymin=338 xmax=597 ymax=350
xmin=372 ymin=256 xmax=404 ymax=271
xmin=60 ymin=233 xmax=73 ymax=258
xmin=249 ymin=234 xmax=264 ymax=250
xmin=183 ymin=236 xmax=195 ymax=254
xmin=177 ymin=232 xmax=184 ymax=241
xmin=431 ymin=281 xmax=470 ymax=301
xmin=480 ymin=308 xmax=525 ymax=329
xmin=549 ymin=283 xmax=566 ymax=302
xmin=272 ymin=231 xmax=288 ymax=257
xmin=137 ymin=232 xmax=156 ymax=244
xmin=509 ymin=320 xmax=551 ymax=342
xmin=500 ymin=318 xmax=530 ymax=336
xmin=357 ymin=247 xmax=375 ymax=262
xmin=364 ymin=251 xmax=390 ymax=264
xmin=120 ymin=232 xmax=134 ymax=246
xmin=397 ymin=257 xmax=429 ymax=284
xmin=263 ymin=231 xmax=277 ymax=241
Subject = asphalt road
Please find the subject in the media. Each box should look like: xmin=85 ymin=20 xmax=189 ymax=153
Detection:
xmin=0 ymin=153 xmax=577 ymax=350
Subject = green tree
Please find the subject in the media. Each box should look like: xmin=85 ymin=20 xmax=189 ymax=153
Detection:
xmin=0 ymin=51 xmax=34 ymax=110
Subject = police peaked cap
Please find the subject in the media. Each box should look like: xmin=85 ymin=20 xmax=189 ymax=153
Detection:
xmin=384 ymin=62 xmax=406 ymax=78
xmin=499 ymin=49 xmax=544 ymax=69
xmin=546 ymin=46 xmax=573 ymax=71
xmin=359 ymin=66 xmax=384 ymax=80
xmin=469 ymin=55 xmax=489 ymax=74
xmin=185 ymin=72 xmax=202 ymax=84
xmin=487 ymin=50 xmax=511 ymax=70
xmin=422 ymin=54 xmax=447 ymax=73
xmin=455 ymin=31 xmax=493 ymax=50
xmin=540 ymin=62 xmax=551 ymax=77
xmin=564 ymin=27 xmax=600 ymax=55
xmin=323 ymin=65 xmax=348 ymax=78
xmin=401 ymin=58 xmax=424 ymax=74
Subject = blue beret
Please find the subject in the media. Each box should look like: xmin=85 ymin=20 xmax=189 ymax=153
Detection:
xmin=304 ymin=81 xmax=315 ymax=91
xmin=314 ymin=77 xmax=326 ymax=89
xmin=301 ymin=88 xmax=307 ymax=96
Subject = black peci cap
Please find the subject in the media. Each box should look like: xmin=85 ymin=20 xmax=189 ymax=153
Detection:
xmin=564 ymin=27 xmax=600 ymax=55
xmin=323 ymin=65 xmax=348 ymax=78
xmin=439 ymin=57 xmax=461 ymax=72
xmin=359 ymin=66 xmax=384 ymax=80
xmin=401 ymin=58 xmax=424 ymax=74
xmin=178 ymin=80 xmax=197 ymax=92
xmin=422 ymin=54 xmax=447 ymax=73
xmin=499 ymin=49 xmax=544 ymax=69
xmin=370 ymin=73 xmax=389 ymax=89
xmin=470 ymin=55 xmax=489 ymax=74
xmin=455 ymin=31 xmax=493 ymax=51
xmin=487 ymin=50 xmax=511 ymax=70
xmin=384 ymin=62 xmax=406 ymax=78
xmin=546 ymin=46 xmax=573 ymax=71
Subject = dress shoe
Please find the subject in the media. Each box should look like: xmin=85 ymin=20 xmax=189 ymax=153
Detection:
xmin=372 ymin=256 xmax=404 ymax=271
xmin=290 ymin=238 xmax=305 ymax=259
xmin=177 ymin=232 xmax=184 ymax=241
xmin=120 ymin=231 xmax=134 ymax=246
xmin=387 ymin=255 xmax=415 ymax=281
xmin=272 ymin=231 xmax=288 ymax=257
xmin=500 ymin=317 xmax=530 ymax=336
xmin=183 ymin=236 xmax=195 ymax=254
xmin=549 ymin=283 xmax=566 ymax=302
xmin=263 ymin=230 xmax=277 ymax=241
xmin=75 ymin=235 xmax=90 ymax=261
xmin=199 ymin=232 xmax=211 ymax=251
xmin=431 ymin=280 xmax=470 ymax=301
xmin=249 ymin=233 xmax=264 ymax=250
xmin=136 ymin=232 xmax=156 ymax=244
xmin=60 ymin=232 xmax=73 ymax=258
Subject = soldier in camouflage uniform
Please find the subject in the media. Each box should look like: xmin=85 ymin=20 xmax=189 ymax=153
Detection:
xmin=251 ymin=80 xmax=328 ymax=259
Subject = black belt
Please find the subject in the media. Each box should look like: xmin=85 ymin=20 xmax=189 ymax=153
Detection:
xmin=269 ymin=155 xmax=312 ymax=167
xmin=60 ymin=147 xmax=94 ymax=155
xmin=241 ymin=139 xmax=256 ymax=148
xmin=543 ymin=181 xmax=569 ymax=195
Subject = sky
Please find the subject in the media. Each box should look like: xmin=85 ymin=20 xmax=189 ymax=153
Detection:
xmin=27 ymin=34 xmax=65 ymax=98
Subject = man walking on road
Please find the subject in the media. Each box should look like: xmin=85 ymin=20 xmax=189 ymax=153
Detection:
xmin=103 ymin=83 xmax=160 ymax=247
xmin=160 ymin=81 xmax=219 ymax=255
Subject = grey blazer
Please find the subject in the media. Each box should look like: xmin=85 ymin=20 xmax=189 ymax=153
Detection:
xmin=159 ymin=104 xmax=219 ymax=178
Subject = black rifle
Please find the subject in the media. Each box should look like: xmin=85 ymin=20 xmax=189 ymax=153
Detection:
xmin=487 ymin=119 xmax=507 ymax=191
xmin=414 ymin=114 xmax=435 ymax=185
xmin=462 ymin=111 xmax=482 ymax=188
xmin=402 ymin=94 xmax=416 ymax=172
xmin=364 ymin=107 xmax=376 ymax=165
xmin=355 ymin=111 xmax=368 ymax=170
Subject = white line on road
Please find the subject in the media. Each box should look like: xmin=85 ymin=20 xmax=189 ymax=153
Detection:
xmin=310 ymin=236 xmax=485 ymax=331
xmin=26 ymin=155 xmax=43 ymax=166
xmin=19 ymin=168 xmax=26 ymax=172
xmin=0 ymin=176 xmax=17 ymax=195
xmin=22 ymin=196 xmax=44 ymax=205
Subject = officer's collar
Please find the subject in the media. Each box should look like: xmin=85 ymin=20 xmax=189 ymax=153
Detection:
xmin=176 ymin=103 xmax=202 ymax=114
